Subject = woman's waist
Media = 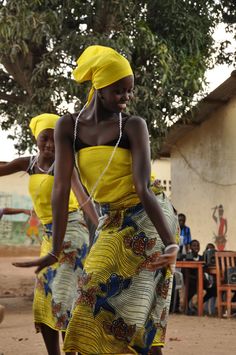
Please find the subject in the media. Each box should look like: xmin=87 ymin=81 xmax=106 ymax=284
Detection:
xmin=99 ymin=184 xmax=165 ymax=215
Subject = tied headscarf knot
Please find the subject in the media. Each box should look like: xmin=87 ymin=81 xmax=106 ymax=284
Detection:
xmin=72 ymin=45 xmax=133 ymax=104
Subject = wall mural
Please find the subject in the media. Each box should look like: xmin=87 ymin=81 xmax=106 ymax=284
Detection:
xmin=212 ymin=204 xmax=227 ymax=251
xmin=0 ymin=192 xmax=42 ymax=245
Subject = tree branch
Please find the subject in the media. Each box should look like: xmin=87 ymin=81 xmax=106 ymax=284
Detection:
xmin=0 ymin=91 xmax=27 ymax=104
xmin=1 ymin=56 xmax=33 ymax=96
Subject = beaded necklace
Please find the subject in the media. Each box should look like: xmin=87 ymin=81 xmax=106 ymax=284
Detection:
xmin=28 ymin=154 xmax=54 ymax=175
xmin=36 ymin=157 xmax=54 ymax=174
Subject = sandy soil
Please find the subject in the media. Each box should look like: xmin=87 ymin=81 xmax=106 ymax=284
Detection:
xmin=1 ymin=247 xmax=236 ymax=355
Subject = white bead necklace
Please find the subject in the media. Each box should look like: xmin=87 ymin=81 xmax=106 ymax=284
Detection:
xmin=36 ymin=155 xmax=54 ymax=174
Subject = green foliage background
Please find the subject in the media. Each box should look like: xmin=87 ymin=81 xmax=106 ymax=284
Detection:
xmin=0 ymin=0 xmax=235 ymax=157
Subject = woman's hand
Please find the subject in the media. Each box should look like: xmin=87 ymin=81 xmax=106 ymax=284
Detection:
xmin=12 ymin=253 xmax=58 ymax=273
xmin=142 ymin=246 xmax=178 ymax=273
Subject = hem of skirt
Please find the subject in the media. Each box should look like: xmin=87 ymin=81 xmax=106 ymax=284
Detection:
xmin=64 ymin=352 xmax=136 ymax=354
xmin=151 ymin=342 xmax=164 ymax=348
xmin=34 ymin=320 xmax=66 ymax=332
xmin=63 ymin=345 xmax=137 ymax=354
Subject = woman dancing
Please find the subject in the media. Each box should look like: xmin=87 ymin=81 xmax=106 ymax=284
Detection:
xmin=25 ymin=47 xmax=179 ymax=355
xmin=1 ymin=113 xmax=98 ymax=355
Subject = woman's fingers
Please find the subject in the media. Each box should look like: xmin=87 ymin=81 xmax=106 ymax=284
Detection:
xmin=12 ymin=259 xmax=41 ymax=268
xmin=144 ymin=252 xmax=177 ymax=271
xmin=34 ymin=254 xmax=57 ymax=273
xmin=12 ymin=254 xmax=57 ymax=273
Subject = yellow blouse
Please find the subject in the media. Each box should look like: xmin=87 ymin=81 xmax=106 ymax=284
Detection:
xmin=28 ymin=174 xmax=78 ymax=225
xmin=77 ymin=146 xmax=140 ymax=208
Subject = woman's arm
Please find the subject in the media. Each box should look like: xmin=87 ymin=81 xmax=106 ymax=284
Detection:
xmin=126 ymin=116 xmax=175 ymax=245
xmin=71 ymin=168 xmax=99 ymax=227
xmin=126 ymin=116 xmax=177 ymax=270
xmin=2 ymin=208 xmax=31 ymax=216
xmin=51 ymin=115 xmax=75 ymax=256
xmin=0 ymin=157 xmax=30 ymax=176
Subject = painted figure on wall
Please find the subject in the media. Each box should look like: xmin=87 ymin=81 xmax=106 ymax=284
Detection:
xmin=24 ymin=210 xmax=41 ymax=244
xmin=212 ymin=204 xmax=227 ymax=251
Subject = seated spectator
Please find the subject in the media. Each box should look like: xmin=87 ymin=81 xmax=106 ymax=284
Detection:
xmin=203 ymin=242 xmax=216 ymax=262
xmin=205 ymin=242 xmax=216 ymax=251
xmin=202 ymin=243 xmax=217 ymax=314
xmin=186 ymin=240 xmax=215 ymax=315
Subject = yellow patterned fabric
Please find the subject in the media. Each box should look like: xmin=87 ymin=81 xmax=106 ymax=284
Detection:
xmin=28 ymin=174 xmax=78 ymax=224
xmin=64 ymin=182 xmax=178 ymax=353
xmin=77 ymin=146 xmax=140 ymax=207
xmin=28 ymin=171 xmax=89 ymax=331
xmin=34 ymin=210 xmax=89 ymax=331
xmin=29 ymin=113 xmax=59 ymax=139
xmin=73 ymin=45 xmax=133 ymax=104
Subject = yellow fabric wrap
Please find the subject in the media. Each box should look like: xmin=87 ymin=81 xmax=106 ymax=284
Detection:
xmin=28 ymin=174 xmax=78 ymax=224
xmin=29 ymin=113 xmax=60 ymax=139
xmin=73 ymin=45 xmax=133 ymax=103
xmin=63 ymin=193 xmax=178 ymax=353
xmin=77 ymin=146 xmax=140 ymax=208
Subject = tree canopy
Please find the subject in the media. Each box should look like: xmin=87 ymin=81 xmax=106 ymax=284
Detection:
xmin=0 ymin=0 xmax=235 ymax=156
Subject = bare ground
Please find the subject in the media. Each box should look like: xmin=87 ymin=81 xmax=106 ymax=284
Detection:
xmin=0 ymin=247 xmax=236 ymax=355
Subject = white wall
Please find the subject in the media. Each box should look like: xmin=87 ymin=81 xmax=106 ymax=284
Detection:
xmin=0 ymin=170 xmax=29 ymax=196
xmin=171 ymin=97 xmax=236 ymax=252
xmin=152 ymin=158 xmax=171 ymax=198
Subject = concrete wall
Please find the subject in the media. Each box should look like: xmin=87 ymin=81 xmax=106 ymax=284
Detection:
xmin=171 ymin=96 xmax=236 ymax=252
xmin=152 ymin=158 xmax=171 ymax=198
xmin=0 ymin=169 xmax=30 ymax=196
xmin=0 ymin=168 xmax=32 ymax=244
xmin=0 ymin=169 xmax=31 ymax=220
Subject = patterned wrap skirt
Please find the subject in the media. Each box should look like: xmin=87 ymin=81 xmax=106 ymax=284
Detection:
xmin=64 ymin=192 xmax=179 ymax=354
xmin=33 ymin=210 xmax=89 ymax=331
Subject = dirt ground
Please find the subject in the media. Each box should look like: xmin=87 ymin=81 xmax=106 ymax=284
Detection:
xmin=1 ymin=247 xmax=236 ymax=355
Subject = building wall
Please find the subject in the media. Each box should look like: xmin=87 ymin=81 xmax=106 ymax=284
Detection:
xmin=152 ymin=158 xmax=171 ymax=198
xmin=0 ymin=166 xmax=30 ymax=196
xmin=0 ymin=169 xmax=31 ymax=214
xmin=0 ymin=167 xmax=33 ymax=244
xmin=171 ymin=96 xmax=236 ymax=252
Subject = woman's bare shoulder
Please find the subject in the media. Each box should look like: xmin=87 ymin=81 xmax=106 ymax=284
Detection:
xmin=125 ymin=115 xmax=147 ymax=130
xmin=56 ymin=113 xmax=77 ymax=135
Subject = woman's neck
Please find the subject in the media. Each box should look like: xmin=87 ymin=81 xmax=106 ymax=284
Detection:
xmin=37 ymin=154 xmax=54 ymax=168
xmin=82 ymin=93 xmax=119 ymax=124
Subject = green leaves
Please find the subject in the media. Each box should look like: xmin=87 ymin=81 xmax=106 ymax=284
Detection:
xmin=0 ymin=0 xmax=235 ymax=157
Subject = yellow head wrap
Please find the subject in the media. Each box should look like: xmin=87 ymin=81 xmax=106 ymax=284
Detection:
xmin=29 ymin=113 xmax=60 ymax=139
xmin=73 ymin=45 xmax=133 ymax=103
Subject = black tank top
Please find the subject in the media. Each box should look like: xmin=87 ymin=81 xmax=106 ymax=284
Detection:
xmin=74 ymin=115 xmax=130 ymax=151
